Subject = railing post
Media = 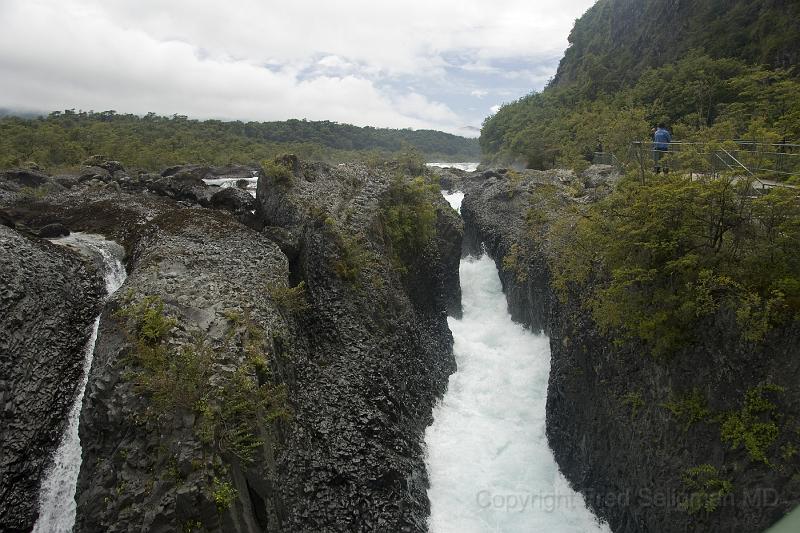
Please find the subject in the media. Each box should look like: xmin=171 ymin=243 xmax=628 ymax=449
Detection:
xmin=633 ymin=141 xmax=645 ymax=184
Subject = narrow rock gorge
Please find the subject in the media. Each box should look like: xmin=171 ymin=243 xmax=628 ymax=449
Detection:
xmin=455 ymin=165 xmax=800 ymax=533
xmin=0 ymin=157 xmax=461 ymax=532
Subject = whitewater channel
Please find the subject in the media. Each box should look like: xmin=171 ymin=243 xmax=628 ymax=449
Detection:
xmin=424 ymin=191 xmax=609 ymax=533
xmin=33 ymin=233 xmax=127 ymax=533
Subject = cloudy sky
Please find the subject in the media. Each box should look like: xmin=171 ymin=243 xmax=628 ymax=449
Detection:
xmin=0 ymin=0 xmax=595 ymax=137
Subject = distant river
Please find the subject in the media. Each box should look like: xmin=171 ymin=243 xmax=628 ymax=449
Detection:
xmin=427 ymin=162 xmax=480 ymax=172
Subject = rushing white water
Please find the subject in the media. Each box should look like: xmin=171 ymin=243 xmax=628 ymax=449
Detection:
xmin=202 ymin=172 xmax=258 ymax=198
xmin=425 ymin=193 xmax=609 ymax=533
xmin=442 ymin=191 xmax=465 ymax=213
xmin=428 ymin=162 xmax=480 ymax=172
xmin=33 ymin=234 xmax=127 ymax=533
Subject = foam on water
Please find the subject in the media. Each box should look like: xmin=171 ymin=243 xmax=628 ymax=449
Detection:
xmin=428 ymin=162 xmax=480 ymax=172
xmin=425 ymin=193 xmax=609 ymax=533
xmin=202 ymin=175 xmax=258 ymax=198
xmin=33 ymin=233 xmax=127 ymax=533
xmin=443 ymin=191 xmax=465 ymax=213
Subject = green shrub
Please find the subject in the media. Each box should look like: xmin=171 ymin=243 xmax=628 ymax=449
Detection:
xmin=662 ymin=389 xmax=712 ymax=431
xmin=261 ymin=158 xmax=294 ymax=186
xmin=380 ymin=175 xmax=438 ymax=270
xmin=117 ymin=297 xmax=291 ymax=466
xmin=116 ymin=295 xmax=177 ymax=345
xmin=680 ymin=464 xmax=733 ymax=514
xmin=267 ymin=281 xmax=310 ymax=313
xmin=212 ymin=477 xmax=238 ymax=512
xmin=548 ymin=174 xmax=800 ymax=356
xmin=332 ymin=231 xmax=377 ymax=285
xmin=720 ymin=383 xmax=785 ymax=465
xmin=396 ymin=149 xmax=427 ymax=175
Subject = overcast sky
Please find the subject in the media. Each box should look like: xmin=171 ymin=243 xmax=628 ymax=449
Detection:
xmin=0 ymin=0 xmax=596 ymax=137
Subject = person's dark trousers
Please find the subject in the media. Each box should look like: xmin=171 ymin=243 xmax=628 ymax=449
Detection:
xmin=653 ymin=148 xmax=669 ymax=173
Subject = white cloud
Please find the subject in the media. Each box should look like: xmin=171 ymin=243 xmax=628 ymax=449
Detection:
xmin=0 ymin=0 xmax=596 ymax=136
xmin=471 ymin=89 xmax=488 ymax=98
xmin=490 ymin=105 xmax=502 ymax=114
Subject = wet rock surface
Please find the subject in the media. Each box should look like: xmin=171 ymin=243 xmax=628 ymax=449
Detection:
xmin=0 ymin=156 xmax=462 ymax=532
xmin=460 ymin=166 xmax=800 ymax=533
xmin=74 ymin=208 xmax=293 ymax=533
xmin=0 ymin=226 xmax=104 ymax=532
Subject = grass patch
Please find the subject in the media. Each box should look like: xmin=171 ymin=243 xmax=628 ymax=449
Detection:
xmin=266 ymin=281 xmax=310 ymax=314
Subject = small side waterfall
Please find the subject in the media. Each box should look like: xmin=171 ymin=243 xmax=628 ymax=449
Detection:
xmin=33 ymin=234 xmax=127 ymax=533
xmin=424 ymin=192 xmax=609 ymax=532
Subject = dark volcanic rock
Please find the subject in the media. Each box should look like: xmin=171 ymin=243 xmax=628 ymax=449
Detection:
xmin=78 ymin=166 xmax=113 ymax=183
xmin=0 ymin=226 xmax=104 ymax=533
xmin=140 ymin=173 xmax=214 ymax=206
xmin=1 ymin=169 xmax=51 ymax=188
xmin=210 ymin=187 xmax=256 ymax=214
xmin=0 ymin=209 xmax=14 ymax=228
xmin=254 ymin=157 xmax=460 ymax=531
xmin=82 ymin=155 xmax=125 ymax=174
xmin=461 ymin=166 xmax=800 ymax=533
xmin=161 ymin=164 xmax=213 ymax=179
xmin=37 ymin=222 xmax=70 ymax=238
xmin=74 ymin=209 xmax=292 ymax=533
xmin=1 ymin=157 xmax=463 ymax=532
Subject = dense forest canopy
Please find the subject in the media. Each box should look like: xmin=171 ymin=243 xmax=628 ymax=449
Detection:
xmin=481 ymin=0 xmax=800 ymax=174
xmin=0 ymin=111 xmax=480 ymax=171
xmin=552 ymin=0 xmax=800 ymax=91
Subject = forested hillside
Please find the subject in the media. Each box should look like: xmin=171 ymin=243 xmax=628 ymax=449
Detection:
xmin=553 ymin=0 xmax=800 ymax=91
xmin=480 ymin=0 xmax=800 ymax=172
xmin=0 ymin=111 xmax=479 ymax=171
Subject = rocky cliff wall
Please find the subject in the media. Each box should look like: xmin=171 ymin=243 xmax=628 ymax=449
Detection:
xmin=0 ymin=226 xmax=104 ymax=532
xmin=255 ymin=156 xmax=460 ymax=531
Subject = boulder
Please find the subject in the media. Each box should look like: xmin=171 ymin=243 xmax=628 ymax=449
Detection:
xmin=51 ymin=175 xmax=81 ymax=189
xmin=209 ymin=187 xmax=256 ymax=213
xmin=160 ymin=164 xmax=212 ymax=180
xmin=82 ymin=155 xmax=125 ymax=174
xmin=78 ymin=166 xmax=112 ymax=183
xmin=0 ymin=169 xmax=50 ymax=188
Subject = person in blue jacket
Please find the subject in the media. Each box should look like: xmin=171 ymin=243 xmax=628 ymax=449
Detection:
xmin=653 ymin=123 xmax=672 ymax=173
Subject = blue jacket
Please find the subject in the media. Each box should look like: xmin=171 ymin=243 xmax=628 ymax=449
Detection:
xmin=654 ymin=128 xmax=671 ymax=150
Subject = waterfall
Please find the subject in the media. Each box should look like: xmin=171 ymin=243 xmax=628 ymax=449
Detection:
xmin=33 ymin=234 xmax=127 ymax=533
xmin=424 ymin=193 xmax=609 ymax=532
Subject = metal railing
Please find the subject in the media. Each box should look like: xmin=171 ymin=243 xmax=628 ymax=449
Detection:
xmin=629 ymin=140 xmax=799 ymax=189
xmin=592 ymin=151 xmax=622 ymax=167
